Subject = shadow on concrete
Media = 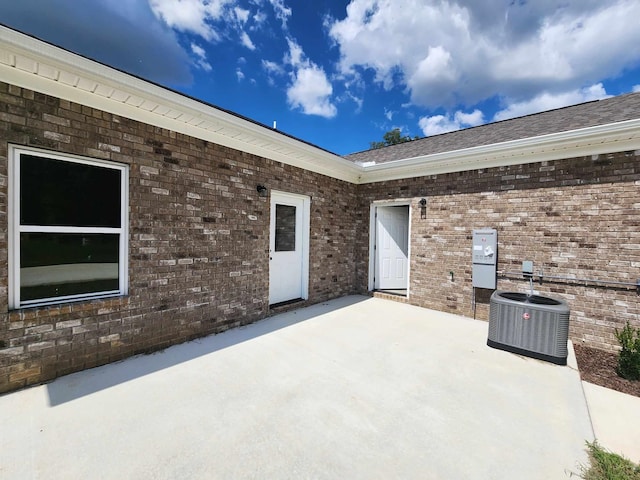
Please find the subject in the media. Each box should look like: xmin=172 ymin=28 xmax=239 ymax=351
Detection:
xmin=46 ymin=295 xmax=368 ymax=406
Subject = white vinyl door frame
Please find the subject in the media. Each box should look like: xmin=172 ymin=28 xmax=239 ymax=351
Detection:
xmin=368 ymin=201 xmax=411 ymax=295
xmin=269 ymin=190 xmax=310 ymax=305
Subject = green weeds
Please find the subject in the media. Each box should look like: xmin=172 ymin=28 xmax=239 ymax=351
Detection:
xmin=579 ymin=441 xmax=640 ymax=480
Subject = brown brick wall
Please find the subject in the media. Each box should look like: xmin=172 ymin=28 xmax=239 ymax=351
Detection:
xmin=1 ymin=80 xmax=639 ymax=394
xmin=357 ymin=152 xmax=640 ymax=352
xmin=0 ymin=83 xmax=358 ymax=393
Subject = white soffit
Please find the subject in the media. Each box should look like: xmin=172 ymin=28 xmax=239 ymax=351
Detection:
xmin=2 ymin=26 xmax=640 ymax=186
xmin=0 ymin=26 xmax=361 ymax=183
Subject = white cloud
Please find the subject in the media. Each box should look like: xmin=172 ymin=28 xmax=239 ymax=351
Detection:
xmin=267 ymin=0 xmax=291 ymax=28
xmin=240 ymin=31 xmax=256 ymax=50
xmin=190 ymin=42 xmax=212 ymax=72
xmin=284 ymin=39 xmax=337 ymax=118
xmin=236 ymin=67 xmax=245 ymax=81
xmin=494 ymin=83 xmax=610 ymax=121
xmin=262 ymin=59 xmax=285 ymax=76
xmin=252 ymin=10 xmax=267 ymax=26
xmin=285 ymin=38 xmax=304 ymax=66
xmin=148 ymin=0 xmax=231 ymax=41
xmin=232 ymin=6 xmax=256 ymax=49
xmin=419 ymin=109 xmax=484 ymax=136
xmin=287 ymin=67 xmax=337 ymax=118
xmin=327 ymin=0 xmax=640 ymax=108
xmin=262 ymin=59 xmax=285 ymax=87
xmin=190 ymin=42 xmax=205 ymax=58
xmin=347 ymin=92 xmax=364 ymax=112
xmin=633 ymin=85 xmax=640 ymax=93
xmin=150 ymin=0 xmax=257 ymax=52
xmin=234 ymin=7 xmax=249 ymax=24
xmin=408 ymin=46 xmax=459 ymax=105
xmin=455 ymin=109 xmax=484 ymax=126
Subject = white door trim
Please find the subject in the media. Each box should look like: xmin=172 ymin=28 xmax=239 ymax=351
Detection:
xmin=368 ymin=201 xmax=411 ymax=295
xmin=269 ymin=190 xmax=310 ymax=304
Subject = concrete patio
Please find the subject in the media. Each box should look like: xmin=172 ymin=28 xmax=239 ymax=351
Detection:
xmin=0 ymin=296 xmax=599 ymax=479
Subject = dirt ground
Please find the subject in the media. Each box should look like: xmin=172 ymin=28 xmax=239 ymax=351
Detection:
xmin=574 ymin=344 xmax=640 ymax=398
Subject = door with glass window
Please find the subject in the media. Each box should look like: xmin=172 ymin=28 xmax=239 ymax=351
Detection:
xmin=269 ymin=192 xmax=309 ymax=305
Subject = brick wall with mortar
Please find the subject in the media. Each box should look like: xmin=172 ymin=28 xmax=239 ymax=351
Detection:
xmin=357 ymin=152 xmax=640 ymax=352
xmin=0 ymin=83 xmax=358 ymax=393
xmin=1 ymin=79 xmax=639 ymax=394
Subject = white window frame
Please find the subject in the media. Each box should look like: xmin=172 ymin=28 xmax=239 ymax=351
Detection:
xmin=8 ymin=145 xmax=129 ymax=309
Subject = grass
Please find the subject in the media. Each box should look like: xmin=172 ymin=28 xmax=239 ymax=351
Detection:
xmin=580 ymin=441 xmax=640 ymax=479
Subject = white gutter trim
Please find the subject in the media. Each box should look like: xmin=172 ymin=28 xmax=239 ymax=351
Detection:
xmin=2 ymin=26 xmax=640 ymax=186
xmin=358 ymin=119 xmax=640 ymax=184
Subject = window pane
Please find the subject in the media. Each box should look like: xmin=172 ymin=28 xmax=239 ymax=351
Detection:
xmin=20 ymin=233 xmax=119 ymax=301
xmin=275 ymin=204 xmax=296 ymax=252
xmin=20 ymin=154 xmax=121 ymax=227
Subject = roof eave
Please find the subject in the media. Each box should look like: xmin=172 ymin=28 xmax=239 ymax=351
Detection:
xmin=2 ymin=26 xmax=640 ymax=187
xmin=0 ymin=26 xmax=362 ymax=184
xmin=357 ymin=119 xmax=640 ymax=184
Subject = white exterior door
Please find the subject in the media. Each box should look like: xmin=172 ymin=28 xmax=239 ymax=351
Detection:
xmin=375 ymin=206 xmax=409 ymax=290
xmin=269 ymin=191 xmax=310 ymax=305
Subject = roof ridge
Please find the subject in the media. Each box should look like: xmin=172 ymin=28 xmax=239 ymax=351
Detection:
xmin=344 ymin=92 xmax=640 ymax=162
xmin=345 ymin=92 xmax=640 ymax=158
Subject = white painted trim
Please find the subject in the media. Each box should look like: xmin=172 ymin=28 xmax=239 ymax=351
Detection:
xmin=406 ymin=204 xmax=413 ymax=299
xmin=120 ymin=165 xmax=130 ymax=297
xmin=269 ymin=190 xmax=311 ymax=302
xmin=357 ymin=118 xmax=640 ymax=183
xmin=2 ymin=26 xmax=640 ymax=186
xmin=19 ymin=226 xmax=122 ymax=234
xmin=19 ymin=291 xmax=122 ymax=309
xmin=8 ymin=146 xmax=19 ymax=309
xmin=368 ymin=205 xmax=376 ymax=292
xmin=368 ymin=201 xmax=412 ymax=295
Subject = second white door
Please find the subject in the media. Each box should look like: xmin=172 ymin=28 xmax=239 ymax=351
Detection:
xmin=375 ymin=205 xmax=409 ymax=290
xmin=269 ymin=191 xmax=309 ymax=305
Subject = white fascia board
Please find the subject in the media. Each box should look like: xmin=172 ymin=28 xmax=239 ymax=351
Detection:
xmin=358 ymin=119 xmax=640 ymax=184
xmin=0 ymin=27 xmax=361 ymax=183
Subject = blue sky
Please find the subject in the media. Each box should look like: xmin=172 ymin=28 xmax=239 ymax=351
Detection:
xmin=2 ymin=0 xmax=640 ymax=155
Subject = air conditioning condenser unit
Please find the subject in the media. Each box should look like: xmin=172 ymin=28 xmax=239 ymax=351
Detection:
xmin=488 ymin=291 xmax=570 ymax=365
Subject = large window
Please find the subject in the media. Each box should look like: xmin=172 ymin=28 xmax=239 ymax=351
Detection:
xmin=9 ymin=146 xmax=128 ymax=309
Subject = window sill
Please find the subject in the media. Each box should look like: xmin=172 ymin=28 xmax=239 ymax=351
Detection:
xmin=8 ymin=294 xmax=130 ymax=318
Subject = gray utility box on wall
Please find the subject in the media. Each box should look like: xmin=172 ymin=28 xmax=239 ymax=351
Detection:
xmin=472 ymin=229 xmax=497 ymax=289
xmin=488 ymin=291 xmax=570 ymax=365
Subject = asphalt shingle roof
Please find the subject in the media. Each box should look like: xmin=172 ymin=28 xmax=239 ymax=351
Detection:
xmin=345 ymin=92 xmax=640 ymax=164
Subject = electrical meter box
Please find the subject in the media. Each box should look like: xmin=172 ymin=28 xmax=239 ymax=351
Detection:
xmin=472 ymin=229 xmax=497 ymax=289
